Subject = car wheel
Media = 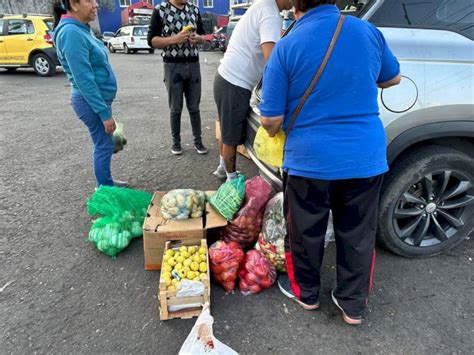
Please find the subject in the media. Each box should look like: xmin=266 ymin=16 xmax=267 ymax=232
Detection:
xmin=131 ymin=50 xmax=137 ymax=54
xmin=124 ymin=44 xmax=130 ymax=54
xmin=378 ymin=146 xmax=474 ymax=258
xmin=201 ymin=41 xmax=211 ymax=51
xmin=108 ymin=43 xmax=116 ymax=53
xmin=148 ymin=49 xmax=155 ymax=54
xmin=33 ymin=53 xmax=56 ymax=77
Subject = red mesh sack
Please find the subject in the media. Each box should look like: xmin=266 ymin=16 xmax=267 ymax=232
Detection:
xmin=238 ymin=249 xmax=277 ymax=295
xmin=209 ymin=240 xmax=244 ymax=293
xmin=221 ymin=176 xmax=272 ymax=249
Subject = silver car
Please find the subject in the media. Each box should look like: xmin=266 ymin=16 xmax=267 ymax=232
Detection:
xmin=244 ymin=0 xmax=474 ymax=258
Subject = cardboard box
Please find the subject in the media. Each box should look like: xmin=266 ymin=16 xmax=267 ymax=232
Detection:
xmin=158 ymin=239 xmax=210 ymax=320
xmin=215 ymin=120 xmax=250 ymax=160
xmin=143 ymin=191 xmax=227 ymax=270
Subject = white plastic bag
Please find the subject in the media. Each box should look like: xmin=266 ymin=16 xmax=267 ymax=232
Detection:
xmin=179 ymin=303 xmax=238 ymax=355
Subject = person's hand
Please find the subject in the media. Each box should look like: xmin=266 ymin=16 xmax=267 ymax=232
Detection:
xmin=103 ymin=118 xmax=116 ymax=134
xmin=175 ymin=31 xmax=191 ymax=44
xmin=188 ymin=33 xmax=203 ymax=45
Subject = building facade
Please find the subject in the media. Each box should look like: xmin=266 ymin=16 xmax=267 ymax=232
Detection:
xmin=98 ymin=0 xmax=250 ymax=33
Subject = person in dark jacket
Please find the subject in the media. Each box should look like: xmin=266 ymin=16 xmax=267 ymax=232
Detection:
xmin=52 ymin=0 xmax=128 ymax=188
xmin=259 ymin=0 xmax=401 ymax=325
xmin=148 ymin=0 xmax=208 ymax=156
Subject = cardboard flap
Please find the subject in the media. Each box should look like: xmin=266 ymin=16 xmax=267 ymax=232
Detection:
xmin=205 ymin=203 xmax=228 ymax=229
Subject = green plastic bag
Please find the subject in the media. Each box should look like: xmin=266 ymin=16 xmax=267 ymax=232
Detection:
xmin=209 ymin=175 xmax=246 ymax=221
xmin=86 ymin=186 xmax=152 ymax=257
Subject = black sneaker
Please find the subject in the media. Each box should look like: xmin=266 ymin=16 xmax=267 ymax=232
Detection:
xmin=171 ymin=142 xmax=182 ymax=155
xmin=113 ymin=180 xmax=129 ymax=188
xmin=277 ymin=274 xmax=319 ymax=310
xmin=194 ymin=142 xmax=208 ymax=155
xmin=331 ymin=291 xmax=363 ymax=325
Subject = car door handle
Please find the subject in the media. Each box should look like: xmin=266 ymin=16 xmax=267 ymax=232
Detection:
xmin=27 ymin=38 xmax=34 ymax=41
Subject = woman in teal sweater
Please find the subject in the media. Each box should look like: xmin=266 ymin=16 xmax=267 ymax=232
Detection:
xmin=53 ymin=0 xmax=127 ymax=188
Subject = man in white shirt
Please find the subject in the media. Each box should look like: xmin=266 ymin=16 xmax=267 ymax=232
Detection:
xmin=213 ymin=0 xmax=293 ymax=181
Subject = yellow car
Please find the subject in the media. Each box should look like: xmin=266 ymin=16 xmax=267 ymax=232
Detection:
xmin=0 ymin=14 xmax=59 ymax=76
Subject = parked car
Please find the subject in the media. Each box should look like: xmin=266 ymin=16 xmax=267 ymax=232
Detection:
xmin=244 ymin=0 xmax=474 ymax=258
xmin=107 ymin=25 xmax=154 ymax=54
xmin=101 ymin=31 xmax=115 ymax=45
xmin=201 ymin=26 xmax=227 ymax=52
xmin=0 ymin=14 xmax=59 ymax=76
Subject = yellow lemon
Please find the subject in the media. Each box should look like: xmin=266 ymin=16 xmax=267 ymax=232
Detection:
xmin=161 ymin=271 xmax=171 ymax=279
xmin=171 ymin=278 xmax=179 ymax=286
xmin=167 ymin=257 xmax=176 ymax=267
xmin=193 ymin=277 xmax=201 ymax=282
xmin=162 ymin=264 xmax=172 ymax=272
xmin=163 ymin=254 xmax=170 ymax=262
xmin=180 ymin=251 xmax=189 ymax=258
xmin=199 ymin=262 xmax=207 ymax=273
xmin=174 ymin=263 xmax=183 ymax=271
xmin=190 ymin=262 xmax=199 ymax=271
xmin=165 ymin=249 xmax=174 ymax=257
xmin=187 ymin=246 xmax=196 ymax=255
xmin=192 ymin=254 xmax=201 ymax=263
xmin=199 ymin=273 xmax=207 ymax=280
xmin=176 ymin=255 xmax=185 ymax=264
xmin=186 ymin=271 xmax=195 ymax=279
xmin=163 ymin=277 xmax=171 ymax=286
xmin=183 ymin=258 xmax=192 ymax=267
xmin=199 ymin=254 xmax=207 ymax=262
xmin=198 ymin=246 xmax=206 ymax=255
xmin=178 ymin=269 xmax=186 ymax=279
xmin=179 ymin=246 xmax=187 ymax=253
xmin=174 ymin=252 xmax=181 ymax=259
xmin=183 ymin=266 xmax=191 ymax=274
xmin=167 ymin=285 xmax=176 ymax=292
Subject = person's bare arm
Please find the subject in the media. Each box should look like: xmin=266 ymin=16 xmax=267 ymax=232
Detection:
xmin=261 ymin=42 xmax=276 ymax=61
xmin=378 ymin=73 xmax=402 ymax=89
xmin=261 ymin=116 xmax=283 ymax=137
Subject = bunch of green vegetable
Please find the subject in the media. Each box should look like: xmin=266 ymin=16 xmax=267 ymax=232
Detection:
xmin=160 ymin=189 xmax=206 ymax=220
xmin=209 ymin=175 xmax=246 ymax=221
xmin=86 ymin=186 xmax=152 ymax=257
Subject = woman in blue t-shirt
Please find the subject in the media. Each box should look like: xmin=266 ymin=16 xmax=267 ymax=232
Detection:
xmin=52 ymin=0 xmax=127 ymax=188
xmin=259 ymin=0 xmax=400 ymax=325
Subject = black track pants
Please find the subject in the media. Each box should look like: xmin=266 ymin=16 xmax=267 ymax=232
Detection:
xmin=284 ymin=174 xmax=383 ymax=317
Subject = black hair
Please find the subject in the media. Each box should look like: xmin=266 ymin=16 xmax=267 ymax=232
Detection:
xmin=291 ymin=0 xmax=337 ymax=13
xmin=52 ymin=0 xmax=79 ymax=28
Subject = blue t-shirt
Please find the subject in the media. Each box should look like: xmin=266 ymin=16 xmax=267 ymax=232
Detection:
xmin=259 ymin=5 xmax=400 ymax=180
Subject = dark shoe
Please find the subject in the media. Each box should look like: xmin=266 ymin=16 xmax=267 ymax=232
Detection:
xmin=277 ymin=274 xmax=319 ymax=310
xmin=331 ymin=291 xmax=363 ymax=325
xmin=171 ymin=142 xmax=182 ymax=155
xmin=194 ymin=142 xmax=208 ymax=155
xmin=113 ymin=180 xmax=129 ymax=188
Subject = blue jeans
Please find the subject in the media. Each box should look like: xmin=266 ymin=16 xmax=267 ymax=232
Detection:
xmin=71 ymin=95 xmax=114 ymax=187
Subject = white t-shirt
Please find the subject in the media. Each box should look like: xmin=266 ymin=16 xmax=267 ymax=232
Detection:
xmin=218 ymin=0 xmax=282 ymax=91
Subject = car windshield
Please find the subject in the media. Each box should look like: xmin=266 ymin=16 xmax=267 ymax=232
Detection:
xmin=133 ymin=27 xmax=148 ymax=36
xmin=338 ymin=0 xmax=373 ymax=17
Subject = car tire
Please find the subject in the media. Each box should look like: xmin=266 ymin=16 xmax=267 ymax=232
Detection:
xmin=148 ymin=49 xmax=155 ymax=54
xmin=202 ymin=41 xmax=211 ymax=51
xmin=378 ymin=145 xmax=474 ymax=258
xmin=108 ymin=43 xmax=116 ymax=53
xmin=124 ymin=44 xmax=130 ymax=54
xmin=131 ymin=50 xmax=137 ymax=54
xmin=32 ymin=53 xmax=56 ymax=77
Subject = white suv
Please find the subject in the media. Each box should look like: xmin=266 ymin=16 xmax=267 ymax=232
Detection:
xmin=106 ymin=25 xmax=154 ymax=54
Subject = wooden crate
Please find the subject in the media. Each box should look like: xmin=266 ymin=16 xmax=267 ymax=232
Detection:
xmin=158 ymin=239 xmax=210 ymax=320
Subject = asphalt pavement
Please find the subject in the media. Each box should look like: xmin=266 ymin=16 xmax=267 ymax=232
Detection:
xmin=1 ymin=51 xmax=473 ymax=354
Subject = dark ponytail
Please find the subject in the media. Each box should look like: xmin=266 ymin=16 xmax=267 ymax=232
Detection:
xmin=52 ymin=0 xmax=79 ymax=28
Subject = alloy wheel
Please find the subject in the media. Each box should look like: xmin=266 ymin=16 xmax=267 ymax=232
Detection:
xmin=393 ymin=170 xmax=474 ymax=247
xmin=35 ymin=57 xmax=50 ymax=75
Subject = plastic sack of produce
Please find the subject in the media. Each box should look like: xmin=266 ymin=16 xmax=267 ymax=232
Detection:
xmin=238 ymin=249 xmax=276 ymax=295
xmin=160 ymin=189 xmax=206 ymax=220
xmin=208 ymin=240 xmax=244 ymax=293
xmin=255 ymin=192 xmax=286 ymax=271
xmin=221 ymin=176 xmax=272 ymax=249
xmin=112 ymin=120 xmax=127 ymax=154
xmin=208 ymin=175 xmax=245 ymax=221
xmin=253 ymin=126 xmax=285 ymax=168
xmin=86 ymin=186 xmax=152 ymax=257
xmin=179 ymin=303 xmax=237 ymax=355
